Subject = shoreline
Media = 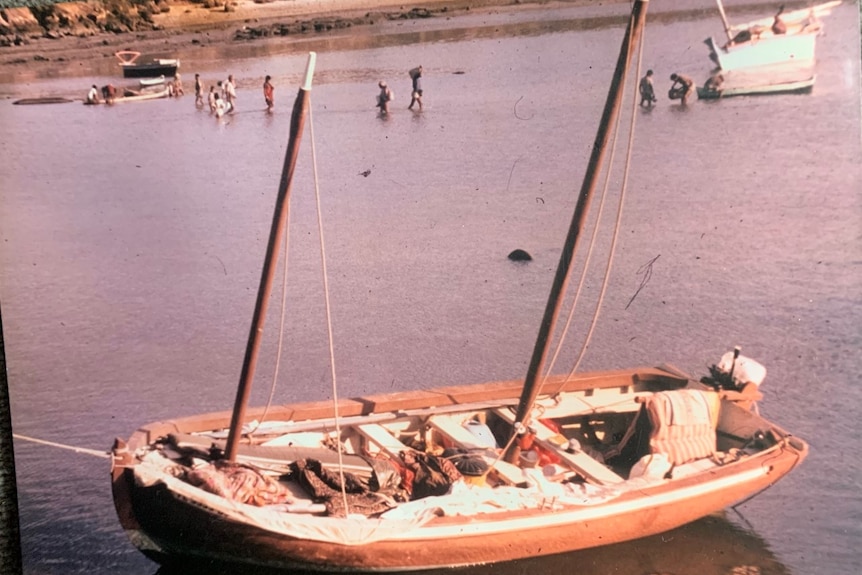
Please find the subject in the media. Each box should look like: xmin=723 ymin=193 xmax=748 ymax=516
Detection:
xmin=0 ymin=0 xmax=594 ymax=73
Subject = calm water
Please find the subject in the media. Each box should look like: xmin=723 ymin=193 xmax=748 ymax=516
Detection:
xmin=1 ymin=1 xmax=860 ymax=574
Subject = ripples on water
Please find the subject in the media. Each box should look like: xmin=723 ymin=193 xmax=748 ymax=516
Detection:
xmin=1 ymin=2 xmax=860 ymax=574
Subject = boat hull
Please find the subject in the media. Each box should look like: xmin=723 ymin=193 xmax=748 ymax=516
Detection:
xmin=697 ymin=76 xmax=815 ymax=99
xmin=84 ymin=88 xmax=170 ymax=105
xmin=706 ymin=32 xmax=817 ymax=71
xmin=110 ymin=368 xmax=807 ymax=572
xmin=122 ymin=64 xmax=178 ymax=79
xmin=113 ymin=444 xmax=803 ymax=572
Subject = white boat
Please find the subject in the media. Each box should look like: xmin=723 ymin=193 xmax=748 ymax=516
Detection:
xmin=109 ymin=1 xmax=808 ymax=571
xmin=139 ymin=75 xmax=166 ymax=87
xmin=697 ymin=72 xmax=815 ymax=99
xmin=83 ymin=87 xmax=170 ymax=105
xmin=116 ymin=50 xmax=179 ymax=79
xmin=704 ymin=1 xmax=840 ymax=71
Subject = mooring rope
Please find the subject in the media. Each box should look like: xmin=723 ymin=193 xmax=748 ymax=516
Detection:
xmin=12 ymin=433 xmax=110 ymax=459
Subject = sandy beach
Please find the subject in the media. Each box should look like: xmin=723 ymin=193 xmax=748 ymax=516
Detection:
xmin=0 ymin=0 xmax=596 ymax=74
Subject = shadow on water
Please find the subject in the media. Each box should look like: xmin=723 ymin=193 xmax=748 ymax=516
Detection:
xmin=151 ymin=512 xmax=789 ymax=575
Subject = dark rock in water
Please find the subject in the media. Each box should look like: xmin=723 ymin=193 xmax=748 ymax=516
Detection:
xmin=508 ymin=249 xmax=532 ymax=262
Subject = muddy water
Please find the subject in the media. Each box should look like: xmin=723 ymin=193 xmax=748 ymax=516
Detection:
xmin=1 ymin=1 xmax=860 ymax=574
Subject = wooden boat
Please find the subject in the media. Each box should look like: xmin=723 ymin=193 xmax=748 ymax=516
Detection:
xmin=116 ymin=50 xmax=179 ymax=79
xmin=83 ymin=87 xmax=170 ymax=105
xmin=110 ymin=1 xmax=808 ymax=571
xmin=12 ymin=97 xmax=74 ymax=105
xmin=704 ymin=0 xmax=840 ymax=71
xmin=698 ymin=74 xmax=815 ymax=99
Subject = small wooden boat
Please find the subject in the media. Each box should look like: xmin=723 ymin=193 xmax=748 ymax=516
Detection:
xmin=12 ymin=97 xmax=74 ymax=105
xmin=83 ymin=87 xmax=170 ymax=105
xmin=139 ymin=75 xmax=166 ymax=87
xmin=698 ymin=74 xmax=816 ymax=99
xmin=704 ymin=0 xmax=840 ymax=71
xmin=116 ymin=51 xmax=179 ymax=79
xmin=110 ymin=1 xmax=808 ymax=571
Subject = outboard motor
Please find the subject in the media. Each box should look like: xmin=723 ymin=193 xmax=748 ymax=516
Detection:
xmin=702 ymin=346 xmax=767 ymax=391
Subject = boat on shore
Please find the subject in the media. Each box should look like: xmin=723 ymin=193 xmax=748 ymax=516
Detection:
xmin=110 ymin=1 xmax=808 ymax=571
xmin=13 ymin=97 xmax=74 ymax=105
xmin=704 ymin=1 xmax=840 ymax=71
xmin=84 ymin=86 xmax=170 ymax=105
xmin=116 ymin=50 xmax=179 ymax=79
xmin=698 ymin=61 xmax=817 ymax=99
xmin=698 ymin=74 xmax=815 ymax=99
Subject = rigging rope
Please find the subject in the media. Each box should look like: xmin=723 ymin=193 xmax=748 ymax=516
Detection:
xmin=565 ymin=12 xmax=645 ymax=379
xmin=248 ymin=165 xmax=293 ymax=437
xmin=542 ymin=16 xmax=646 ymax=399
xmin=308 ymin=99 xmax=351 ymax=516
xmin=541 ymin=43 xmax=630 ymax=384
xmin=12 ymin=434 xmax=109 ymax=459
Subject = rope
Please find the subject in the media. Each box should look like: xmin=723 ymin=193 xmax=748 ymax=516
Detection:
xmin=308 ymin=99 xmax=350 ymax=516
xmin=539 ymin=17 xmax=644 ymax=402
xmin=541 ymin=37 xmax=630 ymax=386
xmin=565 ymin=14 xmax=645 ymax=378
xmin=12 ymin=434 xmax=109 ymax=459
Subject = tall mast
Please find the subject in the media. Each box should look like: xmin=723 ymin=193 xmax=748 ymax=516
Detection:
xmin=505 ymin=1 xmax=648 ymax=463
xmin=714 ymin=0 xmax=734 ymax=42
xmin=225 ymin=53 xmax=317 ymax=462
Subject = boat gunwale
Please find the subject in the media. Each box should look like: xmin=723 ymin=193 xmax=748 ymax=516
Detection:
xmin=123 ymin=366 xmax=688 ymax=449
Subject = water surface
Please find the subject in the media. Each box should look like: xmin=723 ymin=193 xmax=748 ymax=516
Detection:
xmin=1 ymin=2 xmax=860 ymax=574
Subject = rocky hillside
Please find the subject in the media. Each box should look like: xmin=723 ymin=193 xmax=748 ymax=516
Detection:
xmin=0 ymin=0 xmax=176 ymax=46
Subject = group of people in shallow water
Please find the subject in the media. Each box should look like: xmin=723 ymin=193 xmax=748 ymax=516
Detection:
xmin=177 ymin=72 xmax=275 ymax=117
xmin=191 ymin=73 xmax=240 ymax=117
xmin=376 ymin=65 xmax=424 ymax=115
xmin=87 ymin=65 xmax=416 ymax=117
xmin=87 ymin=66 xmax=423 ymax=117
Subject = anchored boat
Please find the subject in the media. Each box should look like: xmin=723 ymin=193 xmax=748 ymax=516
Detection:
xmin=116 ymin=50 xmax=179 ymax=79
xmin=110 ymin=1 xmax=808 ymax=571
xmin=704 ymin=0 xmax=840 ymax=71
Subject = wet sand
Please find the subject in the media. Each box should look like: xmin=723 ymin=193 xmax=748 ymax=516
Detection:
xmin=0 ymin=0 xmax=603 ymax=75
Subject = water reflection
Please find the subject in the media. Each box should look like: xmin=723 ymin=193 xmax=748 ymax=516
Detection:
xmin=152 ymin=512 xmax=788 ymax=575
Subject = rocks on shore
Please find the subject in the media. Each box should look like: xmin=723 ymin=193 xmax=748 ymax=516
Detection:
xmin=0 ymin=0 xmax=169 ymax=47
xmin=233 ymin=7 xmax=435 ymax=41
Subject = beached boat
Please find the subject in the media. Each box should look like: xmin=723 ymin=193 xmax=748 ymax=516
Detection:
xmin=116 ymin=50 xmax=179 ymax=79
xmin=12 ymin=97 xmax=74 ymax=105
xmin=110 ymin=1 xmax=808 ymax=571
xmin=84 ymin=86 xmax=170 ymax=105
xmin=698 ymin=73 xmax=815 ymax=99
xmin=704 ymin=1 xmax=839 ymax=71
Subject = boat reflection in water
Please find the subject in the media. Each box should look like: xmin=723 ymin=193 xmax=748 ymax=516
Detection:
xmin=152 ymin=511 xmax=789 ymax=575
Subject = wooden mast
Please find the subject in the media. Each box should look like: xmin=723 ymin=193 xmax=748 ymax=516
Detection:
xmin=225 ymin=53 xmax=317 ymax=462
xmin=505 ymin=1 xmax=648 ymax=463
xmin=714 ymin=0 xmax=735 ymax=42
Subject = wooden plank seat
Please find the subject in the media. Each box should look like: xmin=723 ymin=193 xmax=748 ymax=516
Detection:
xmin=167 ymin=432 xmax=374 ymax=478
xmin=427 ymin=414 xmax=525 ymax=486
xmin=492 ymin=408 xmax=624 ymax=486
xmin=354 ymin=423 xmax=414 ymax=459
